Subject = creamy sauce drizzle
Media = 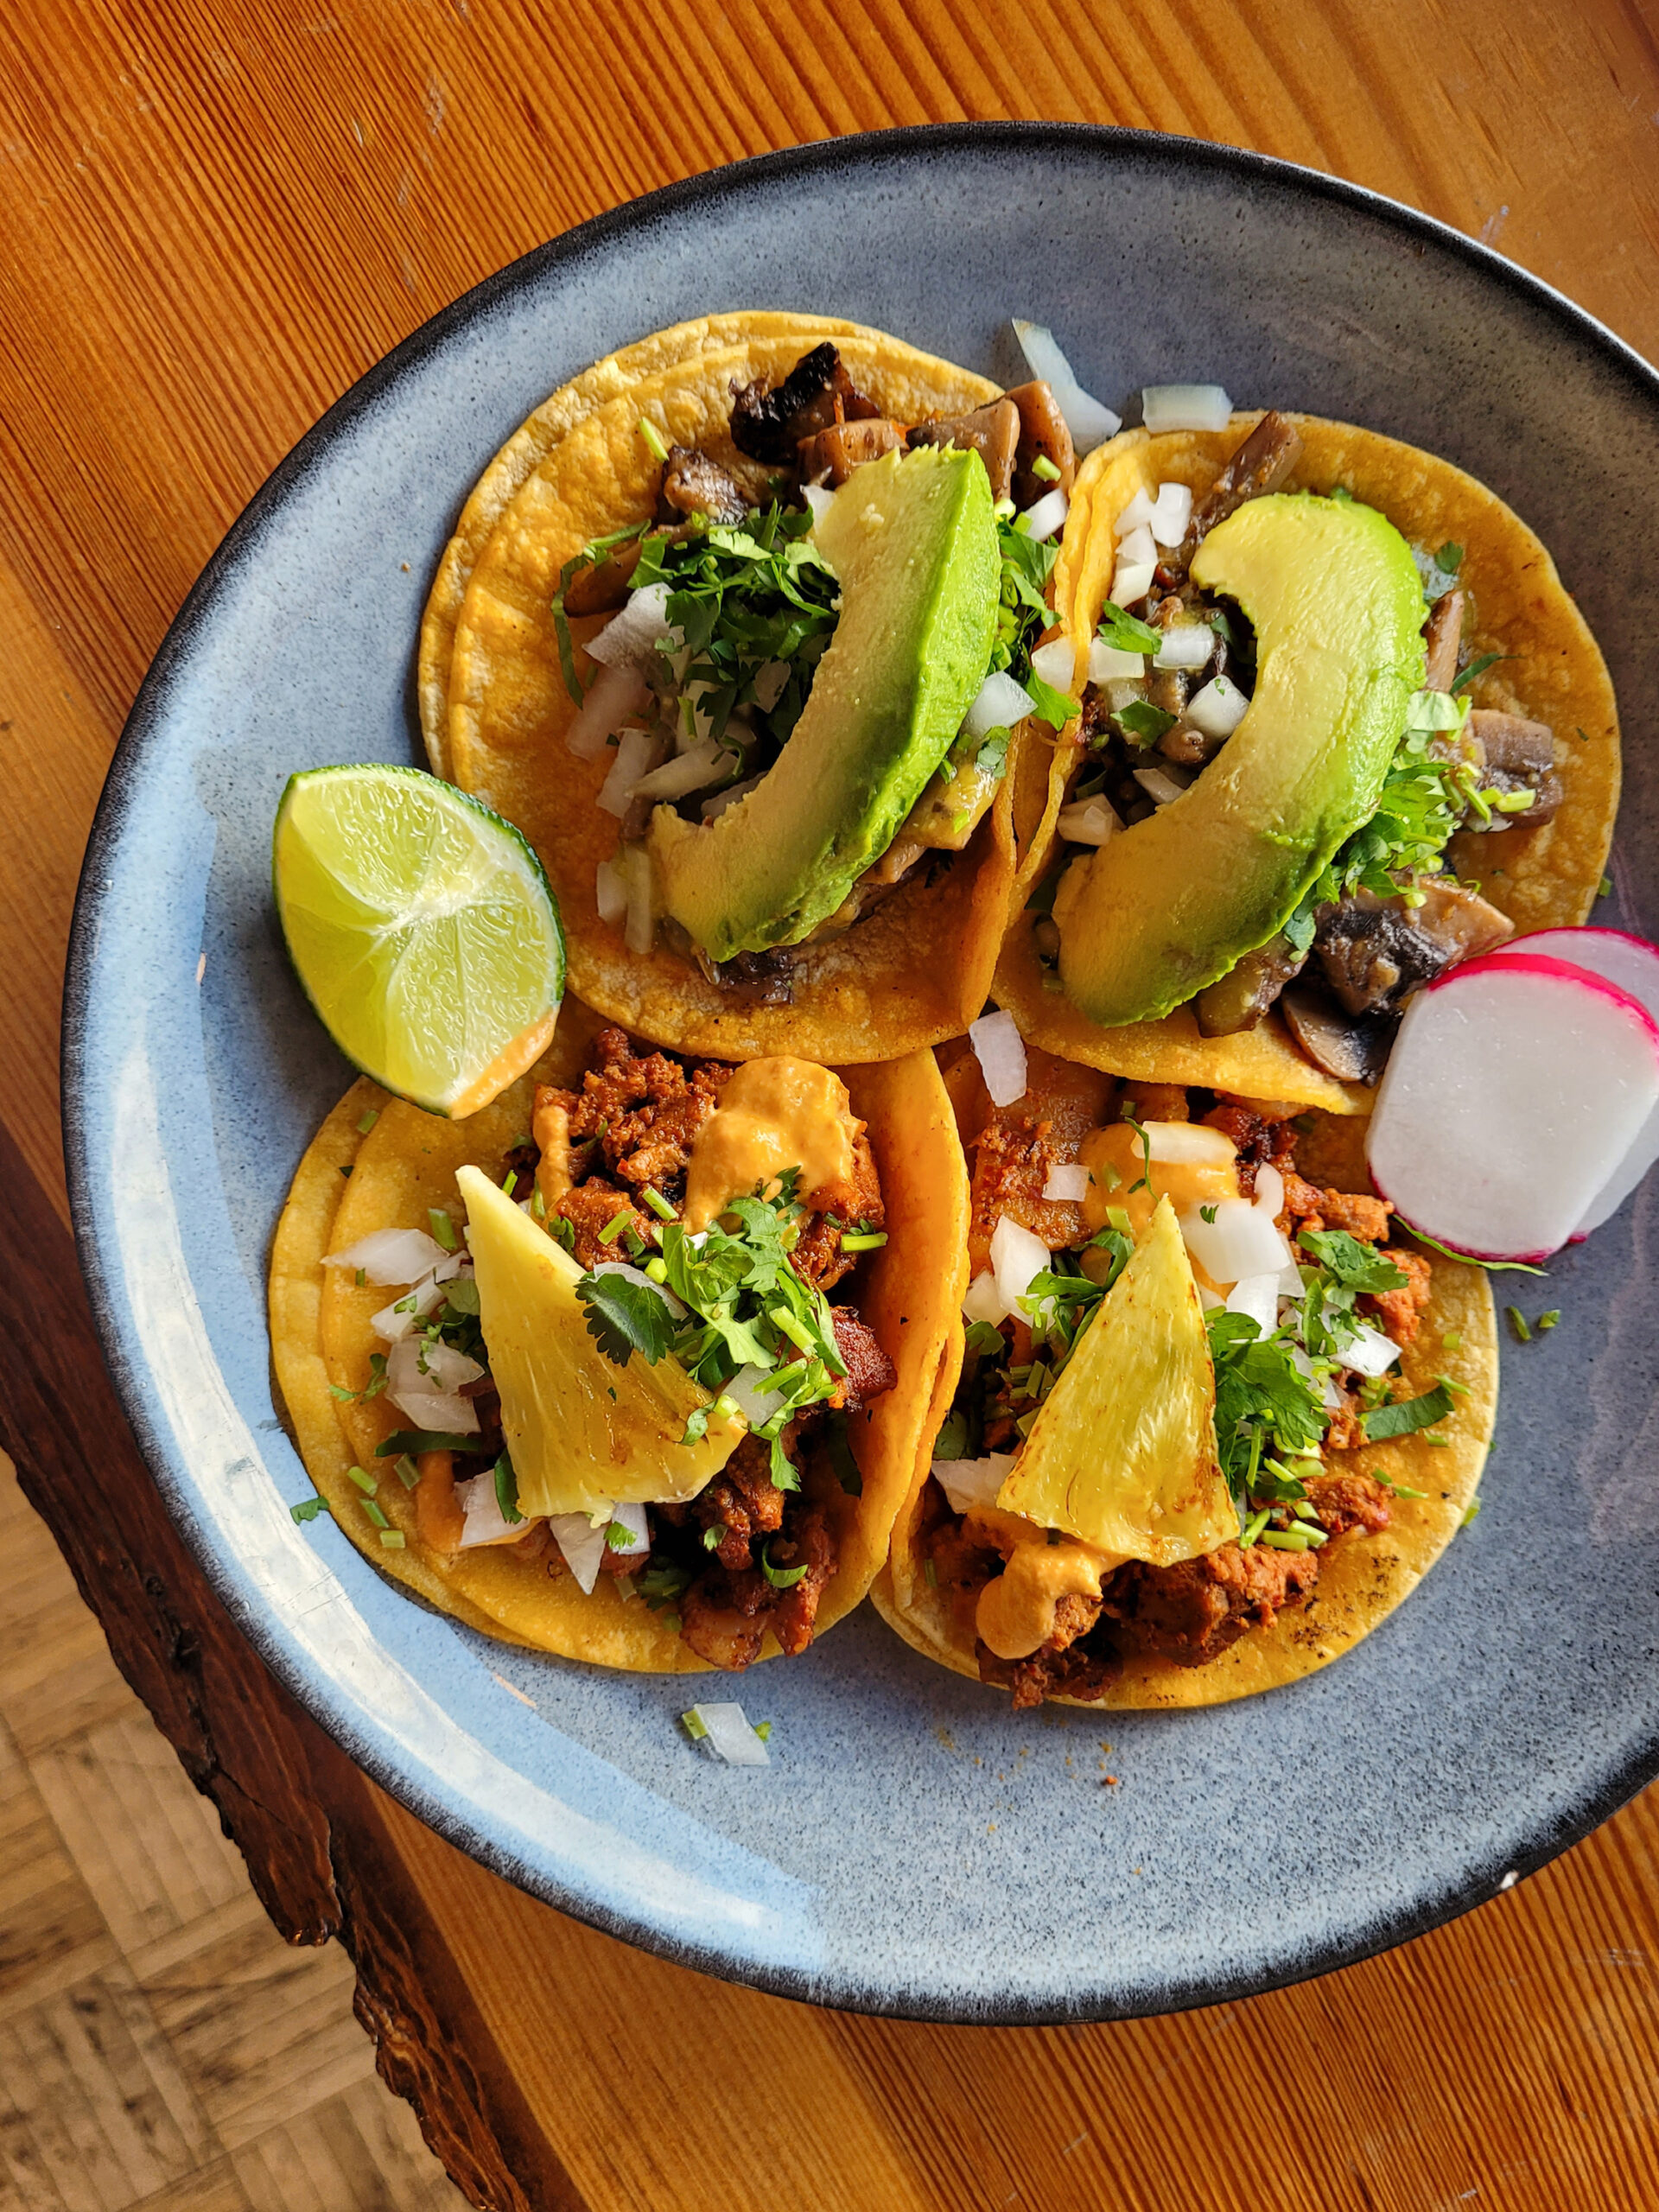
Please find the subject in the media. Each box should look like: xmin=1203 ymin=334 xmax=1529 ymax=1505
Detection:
xmin=966 ymin=1505 xmax=1124 ymax=1660
xmin=683 ymin=1058 xmax=856 ymax=1232
xmin=1078 ymin=1122 xmax=1239 ymax=1257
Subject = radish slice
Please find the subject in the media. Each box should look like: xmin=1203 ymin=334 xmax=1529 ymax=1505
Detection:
xmin=1366 ymin=952 xmax=1659 ymax=1260
xmin=1482 ymin=928 xmax=1659 ymax=1234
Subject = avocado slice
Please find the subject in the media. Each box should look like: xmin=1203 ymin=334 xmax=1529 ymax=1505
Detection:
xmin=649 ymin=446 xmax=1000 ymax=961
xmin=995 ymin=1196 xmax=1235 ymax=1564
xmin=1054 ymin=493 xmax=1427 ymax=1028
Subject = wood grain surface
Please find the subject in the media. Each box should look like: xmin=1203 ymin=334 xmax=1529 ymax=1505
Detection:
xmin=3 ymin=4 xmax=1659 ymax=2208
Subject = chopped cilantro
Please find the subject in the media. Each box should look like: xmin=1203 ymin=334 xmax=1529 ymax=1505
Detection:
xmin=493 ymin=1452 xmax=524 ymax=1526
xmin=374 ymin=1428 xmax=483 ymax=1457
xmin=1023 ymin=669 xmax=1074 ymax=734
xmin=754 ymin=1720 xmax=773 ymax=1742
xmin=605 ymin=1519 xmax=637 ymax=1551
xmin=1363 ymin=1380 xmax=1457 ymax=1440
xmin=577 ymin=1269 xmax=675 ymax=1366
xmin=933 ymin=1409 xmax=969 ymax=1462
xmin=1199 ymin=1204 xmax=1218 ymax=1224
xmin=1116 ymin=700 xmax=1177 ymax=747
xmin=1297 ymin=1229 xmax=1408 ymax=1294
xmin=290 ymin=1495 xmax=328 ymax=1523
xmin=1450 ymin=651 xmax=1511 ymax=695
xmin=1120 ymin=1109 xmax=1152 ymax=1194
xmin=1405 ymin=1228 xmax=1546 ymax=1275
xmin=1436 ymin=542 xmax=1464 ymax=575
xmin=1537 ymin=1309 xmax=1560 ymax=1332
xmin=760 ymin=1544 xmax=808 ymax=1590
xmin=1097 ymin=605 xmax=1160 ymax=657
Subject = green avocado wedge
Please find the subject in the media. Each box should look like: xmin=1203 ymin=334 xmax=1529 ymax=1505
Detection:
xmin=648 ymin=445 xmax=1000 ymax=962
xmin=1054 ymin=493 xmax=1427 ymax=1029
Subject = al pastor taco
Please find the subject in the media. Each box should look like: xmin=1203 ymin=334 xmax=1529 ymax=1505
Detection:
xmin=270 ymin=1000 xmax=967 ymax=1672
xmin=872 ymin=1034 xmax=1496 ymax=1708
xmin=995 ymin=409 xmax=1620 ymax=1109
xmin=426 ymin=317 xmax=1080 ymax=1064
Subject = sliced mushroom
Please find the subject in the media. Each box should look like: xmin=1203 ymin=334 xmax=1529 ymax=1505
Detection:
xmin=798 ymin=417 xmax=908 ymax=487
xmin=907 ymin=399 xmax=1020 ymax=502
xmin=657 ymin=445 xmax=750 ymax=525
xmin=730 ymin=343 xmax=881 ymax=463
xmin=1422 ymin=588 xmax=1465 ymax=694
xmin=1461 ymin=709 xmax=1563 ymax=830
xmin=1192 ymin=932 xmax=1307 ymax=1036
xmin=1005 ymin=380 xmax=1077 ymax=506
xmin=1172 ymin=410 xmax=1305 ymax=572
xmin=1313 ymin=881 xmax=1515 ymax=1016
xmin=1281 ymin=986 xmax=1398 ymax=1086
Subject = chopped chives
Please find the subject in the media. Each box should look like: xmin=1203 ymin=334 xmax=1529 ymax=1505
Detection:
xmin=639 ymin=415 xmax=671 ymax=463
xmin=645 ymin=1256 xmax=670 ymax=1283
xmin=379 ymin=1529 xmax=406 ymax=1549
xmin=1536 ymin=1310 xmax=1560 ymax=1332
xmin=346 ymin=1465 xmax=378 ymax=1495
xmin=598 ymin=1207 xmax=632 ymax=1243
xmin=841 ymin=1231 xmax=887 ymax=1251
xmin=680 ymin=1707 xmax=709 ymax=1740
xmin=1030 ymin=454 xmax=1062 ymax=482
xmin=362 ymin=1499 xmax=391 ymax=1529
xmin=354 ymin=1268 xmax=366 ymax=1287
xmin=395 ymin=1454 xmax=421 ymax=1490
xmin=639 ymin=1185 xmax=676 ymax=1222
xmin=1599 ymin=875 xmax=1613 ymax=899
xmin=1505 ymin=1306 xmax=1532 ymax=1343
xmin=501 ymin=1166 xmax=519 ymax=1198
xmin=355 ymin=1107 xmax=379 ymax=1135
xmin=1240 ymin=1509 xmax=1271 ymax=1549
xmin=1107 ymin=1206 xmax=1132 ymax=1236
xmin=1461 ymin=1497 xmax=1482 ymax=1527
xmin=754 ymin=1720 xmax=773 ymax=1742
xmin=429 ymin=1207 xmax=458 ymax=1251
xmin=530 ymin=1185 xmax=547 ymax=1223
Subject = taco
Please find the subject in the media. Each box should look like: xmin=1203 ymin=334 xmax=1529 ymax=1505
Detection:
xmin=872 ymin=1039 xmax=1496 ymax=1709
xmin=270 ymin=998 xmax=967 ymax=1672
xmin=426 ymin=317 xmax=1081 ymax=1064
xmin=995 ymin=410 xmax=1620 ymax=1110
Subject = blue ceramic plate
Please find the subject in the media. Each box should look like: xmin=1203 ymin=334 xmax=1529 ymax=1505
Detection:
xmin=65 ymin=125 xmax=1659 ymax=2023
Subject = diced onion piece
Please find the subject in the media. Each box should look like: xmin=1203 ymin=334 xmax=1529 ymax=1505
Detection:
xmin=1057 ymin=797 xmax=1121 ymax=847
xmin=992 ymin=1213 xmax=1051 ymax=1316
xmin=620 ymin=843 xmax=657 ymax=957
xmin=1020 ymin=486 xmax=1068 ymax=543
xmin=1114 ymin=488 xmax=1156 ymax=538
xmin=1116 ymin=522 xmax=1157 ymax=568
xmin=1142 ymin=384 xmax=1233 ymax=434
xmin=724 ymin=1363 xmax=791 ymax=1427
xmin=324 ymin=1227 xmax=448 ymax=1284
xmin=1088 ymin=639 xmax=1145 ymax=683
xmin=752 ymin=660 xmax=791 ymax=710
xmin=585 ymin=582 xmax=682 ymax=668
xmin=1148 ymin=482 xmax=1194 ymax=546
xmin=595 ymin=858 xmax=629 ymax=925
xmin=1146 ymin=1122 xmax=1235 ymax=1166
xmin=970 ymin=1008 xmax=1027 ymax=1106
xmin=962 ymin=1270 xmax=1008 ymax=1325
xmin=1028 ymin=637 xmax=1077 ymax=693
xmin=388 ymin=1336 xmax=484 ymax=1399
xmin=566 ymin=664 xmax=648 ymax=761
xmin=629 ymin=736 xmax=735 ymax=803
xmin=1254 ymin=1163 xmax=1285 ymax=1219
xmin=934 ymin=1453 xmax=1015 ymax=1515
xmin=592 ymin=1257 xmax=688 ymax=1319
xmin=1133 ymin=766 xmax=1189 ymax=808
xmin=802 ymin=483 xmax=835 ymax=531
xmin=703 ymin=774 xmax=762 ymax=823
xmin=1153 ymin=624 xmax=1215 ymax=671
xmin=1186 ymin=674 xmax=1250 ymax=740
xmin=1342 ymin=1322 xmax=1402 ymax=1378
xmin=1225 ymin=1272 xmax=1281 ymax=1336
xmin=1292 ymin=1345 xmax=1344 ymax=1414
xmin=390 ymin=1386 xmax=480 ymax=1433
xmin=1112 ymin=560 xmax=1155 ymax=607
xmin=686 ymin=1702 xmax=771 ymax=1767
xmin=548 ymin=1510 xmax=611 ymax=1592
xmin=963 ymin=669 xmax=1038 ymax=741
xmin=1009 ymin=321 xmax=1122 ymax=454
xmin=371 ymin=1269 xmax=449 ymax=1343
xmin=457 ymin=1472 xmax=529 ymax=1550
xmin=597 ymin=727 xmax=664 ymax=817
xmin=1043 ymin=1163 xmax=1090 ymax=1202
xmin=1179 ymin=1197 xmax=1289 ymax=1284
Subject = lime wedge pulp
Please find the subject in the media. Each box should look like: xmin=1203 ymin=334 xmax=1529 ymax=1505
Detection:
xmin=273 ymin=765 xmax=564 ymax=1117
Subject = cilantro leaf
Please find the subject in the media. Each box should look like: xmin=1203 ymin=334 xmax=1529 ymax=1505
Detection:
xmin=1363 ymin=1380 xmax=1456 ymax=1440
xmin=493 ymin=1452 xmax=524 ymax=1525
xmin=374 ymin=1428 xmax=485 ymax=1458
xmin=576 ymin=1272 xmax=675 ymax=1367
xmin=1116 ymin=700 xmax=1177 ymax=746
xmin=1297 ymin=1230 xmax=1408 ymax=1293
xmin=1024 ymin=670 xmax=1074 ymax=734
xmin=1097 ymin=605 xmax=1160 ymax=655
xmin=289 ymin=1495 xmax=328 ymax=1523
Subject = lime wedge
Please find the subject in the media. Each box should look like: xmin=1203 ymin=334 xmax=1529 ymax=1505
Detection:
xmin=274 ymin=765 xmax=564 ymax=1117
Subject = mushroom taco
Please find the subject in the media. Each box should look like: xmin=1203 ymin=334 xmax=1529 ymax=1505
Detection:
xmin=872 ymin=1039 xmax=1496 ymax=1709
xmin=995 ymin=410 xmax=1620 ymax=1109
xmin=423 ymin=315 xmax=1079 ymax=1065
xmin=270 ymin=999 xmax=967 ymax=1672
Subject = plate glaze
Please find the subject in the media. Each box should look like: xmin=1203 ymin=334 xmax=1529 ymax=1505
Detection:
xmin=64 ymin=124 xmax=1659 ymax=2023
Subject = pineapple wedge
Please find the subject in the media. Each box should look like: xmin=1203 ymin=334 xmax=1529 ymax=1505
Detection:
xmin=996 ymin=1194 xmax=1235 ymax=1564
xmin=455 ymin=1165 xmax=746 ymax=1518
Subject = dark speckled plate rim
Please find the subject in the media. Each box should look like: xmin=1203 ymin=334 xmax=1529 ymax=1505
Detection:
xmin=61 ymin=121 xmax=1659 ymax=2025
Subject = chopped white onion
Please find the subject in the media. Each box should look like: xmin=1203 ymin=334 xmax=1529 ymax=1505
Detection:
xmin=621 ymin=843 xmax=656 ymax=957
xmin=703 ymin=774 xmax=762 ymax=823
xmin=1057 ymin=796 xmax=1121 ymax=847
xmin=963 ymin=668 xmax=1039 ymax=741
xmin=585 ymin=582 xmax=682 ymax=669
xmin=962 ymin=1270 xmax=1007 ymax=1325
xmin=566 ymin=663 xmax=648 ymax=762
xmin=1148 ymin=482 xmax=1194 ymax=546
xmin=388 ymin=1336 xmax=484 ymax=1399
xmin=1020 ymin=486 xmax=1068 ymax=543
xmin=992 ymin=1213 xmax=1051 ymax=1316
xmin=1292 ymin=1345 xmax=1344 ymax=1414
xmin=1146 ymin=1122 xmax=1235 ymax=1166
xmin=1186 ymin=674 xmax=1250 ymax=740
xmin=933 ymin=1452 xmax=1014 ymax=1515
xmin=548 ymin=1509 xmax=612 ymax=1592
xmin=604 ymin=1499 xmax=651 ymax=1558
xmin=1153 ymin=624 xmax=1215 ymax=672
xmin=686 ymin=1702 xmax=771 ymax=1767
xmin=594 ymin=858 xmax=629 ymax=925
xmin=1009 ymin=321 xmax=1122 ymax=454
xmin=1179 ymin=1197 xmax=1289 ymax=1284
xmin=1112 ymin=560 xmax=1155 ymax=607
xmin=1225 ymin=1272 xmax=1281 ymax=1336
xmin=390 ymin=1386 xmax=480 ymax=1433
xmin=324 ymin=1227 xmax=449 ymax=1285
xmin=970 ymin=1008 xmax=1027 ymax=1106
xmin=1142 ymin=384 xmax=1233 ymax=434
xmin=629 ymin=736 xmax=736 ymax=804
xmin=751 ymin=659 xmax=791 ymax=711
xmin=723 ymin=1363 xmax=791 ymax=1428
xmin=1088 ymin=639 xmax=1145 ymax=683
xmin=592 ymin=1257 xmax=687 ymax=1319
xmin=1117 ymin=522 xmax=1157 ymax=569
xmin=457 ymin=1472 xmax=530 ymax=1550
xmin=597 ymin=726 xmax=664 ymax=817
xmin=1342 ymin=1323 xmax=1402 ymax=1379
xmin=1254 ymin=1163 xmax=1285 ymax=1219
xmin=371 ymin=1269 xmax=450 ymax=1343
xmin=1133 ymin=766 xmax=1190 ymax=808
xmin=1114 ymin=488 xmax=1156 ymax=538
xmin=802 ymin=483 xmax=835 ymax=531
xmin=1043 ymin=1163 xmax=1091 ymax=1202
xmin=1028 ymin=637 xmax=1077 ymax=693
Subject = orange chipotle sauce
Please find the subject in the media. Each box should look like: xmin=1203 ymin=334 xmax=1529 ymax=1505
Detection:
xmin=683 ymin=1058 xmax=855 ymax=1232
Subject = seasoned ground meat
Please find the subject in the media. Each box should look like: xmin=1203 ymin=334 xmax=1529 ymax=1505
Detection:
xmin=831 ymin=1306 xmax=898 ymax=1409
xmin=1103 ymin=1541 xmax=1320 ymax=1668
xmin=679 ymin=1502 xmax=836 ymax=1665
xmin=1279 ymin=1174 xmax=1393 ymax=1243
xmin=976 ymin=1628 xmax=1119 ymax=1711
xmin=1363 ymin=1246 xmax=1433 ymax=1344
xmin=968 ymin=1115 xmax=1063 ymax=1274
xmin=1305 ymin=1471 xmax=1393 ymax=1539
xmin=550 ymin=1179 xmax=652 ymax=1269
xmin=1202 ymin=1103 xmax=1296 ymax=1198
xmin=791 ymin=1128 xmax=885 ymax=1293
xmin=694 ymin=1433 xmax=788 ymax=1572
xmin=538 ymin=1027 xmax=732 ymax=1212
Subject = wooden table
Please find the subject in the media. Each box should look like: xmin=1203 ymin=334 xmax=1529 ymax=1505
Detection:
xmin=4 ymin=5 xmax=1659 ymax=2206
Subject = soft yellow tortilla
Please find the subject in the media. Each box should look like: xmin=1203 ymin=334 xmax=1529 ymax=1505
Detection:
xmin=270 ymin=999 xmax=970 ymax=1671
xmin=872 ymin=1109 xmax=1497 ymax=1707
xmin=995 ymin=411 xmax=1621 ymax=1110
xmin=436 ymin=322 xmax=1035 ymax=1063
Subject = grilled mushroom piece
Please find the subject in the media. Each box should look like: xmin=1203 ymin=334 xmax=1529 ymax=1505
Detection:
xmin=1280 ymin=986 xmax=1399 ymax=1086
xmin=907 ymin=399 xmax=1020 ymax=502
xmin=798 ymin=417 xmax=908 ymax=487
xmin=1170 ymin=410 xmax=1305 ymax=572
xmin=730 ymin=342 xmax=881 ymax=463
xmin=1463 ymin=709 xmax=1564 ymax=829
xmin=1006 ymin=381 xmax=1077 ymax=507
xmin=657 ymin=446 xmax=750 ymax=525
xmin=1192 ymin=932 xmax=1307 ymax=1036
xmin=1422 ymin=587 xmax=1465 ymax=693
xmin=1313 ymin=881 xmax=1514 ymax=1017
